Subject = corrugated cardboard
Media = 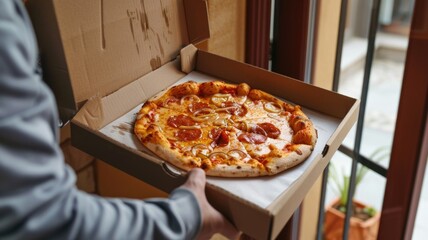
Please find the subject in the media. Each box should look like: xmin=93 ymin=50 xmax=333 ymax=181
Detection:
xmin=28 ymin=0 xmax=209 ymax=115
xmin=28 ymin=1 xmax=359 ymax=239
xmin=70 ymin=51 xmax=358 ymax=240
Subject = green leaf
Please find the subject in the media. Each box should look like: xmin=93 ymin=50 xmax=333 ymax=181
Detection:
xmin=329 ymin=163 xmax=343 ymax=197
xmin=341 ymin=176 xmax=349 ymax=206
xmin=363 ymin=206 xmax=377 ymax=217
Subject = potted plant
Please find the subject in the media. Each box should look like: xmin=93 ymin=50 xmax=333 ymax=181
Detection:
xmin=324 ymin=147 xmax=389 ymax=240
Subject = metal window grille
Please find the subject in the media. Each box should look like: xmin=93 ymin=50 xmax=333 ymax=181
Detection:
xmin=316 ymin=0 xmax=389 ymax=239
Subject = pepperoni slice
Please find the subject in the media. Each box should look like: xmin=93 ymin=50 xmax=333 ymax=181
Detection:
xmin=220 ymin=101 xmax=247 ymax=117
xmin=167 ymin=115 xmax=195 ymax=128
xmin=257 ymin=122 xmax=281 ymax=139
xmin=238 ymin=133 xmax=267 ymax=144
xmin=175 ymin=129 xmax=202 ymax=141
xmin=217 ymin=131 xmax=230 ymax=147
xmin=210 ymin=128 xmax=222 ymax=140
xmin=210 ymin=128 xmax=230 ymax=148
xmin=189 ymin=102 xmax=210 ymax=113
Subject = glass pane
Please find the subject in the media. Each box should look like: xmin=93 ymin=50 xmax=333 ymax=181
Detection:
xmin=325 ymin=0 xmax=415 ymax=238
xmin=337 ymin=0 xmax=371 ymax=151
xmin=359 ymin=37 xmax=407 ymax=169
xmin=337 ymin=0 xmax=413 ymax=170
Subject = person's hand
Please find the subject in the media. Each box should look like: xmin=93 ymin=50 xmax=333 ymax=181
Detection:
xmin=180 ymin=168 xmax=241 ymax=240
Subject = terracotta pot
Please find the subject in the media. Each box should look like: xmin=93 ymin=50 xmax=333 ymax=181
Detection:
xmin=324 ymin=198 xmax=380 ymax=240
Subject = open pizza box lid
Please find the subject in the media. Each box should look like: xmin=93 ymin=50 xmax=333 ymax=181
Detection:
xmin=27 ymin=0 xmax=209 ymax=122
xmin=28 ymin=1 xmax=360 ymax=239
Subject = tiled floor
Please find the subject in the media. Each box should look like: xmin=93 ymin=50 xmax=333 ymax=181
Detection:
xmin=325 ymin=33 xmax=427 ymax=238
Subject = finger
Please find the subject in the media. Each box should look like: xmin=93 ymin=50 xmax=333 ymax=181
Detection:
xmin=188 ymin=168 xmax=206 ymax=181
xmin=186 ymin=168 xmax=206 ymax=188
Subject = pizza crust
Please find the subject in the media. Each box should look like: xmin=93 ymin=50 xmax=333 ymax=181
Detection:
xmin=169 ymin=81 xmax=199 ymax=97
xmin=143 ymin=131 xmax=200 ymax=171
xmin=206 ymin=162 xmax=268 ymax=177
xmin=265 ymin=144 xmax=313 ymax=174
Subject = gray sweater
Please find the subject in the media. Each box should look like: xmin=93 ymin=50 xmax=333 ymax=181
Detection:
xmin=0 ymin=1 xmax=201 ymax=239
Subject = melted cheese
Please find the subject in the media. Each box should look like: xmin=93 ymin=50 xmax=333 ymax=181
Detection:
xmin=237 ymin=101 xmax=293 ymax=156
xmin=151 ymin=93 xmax=293 ymax=165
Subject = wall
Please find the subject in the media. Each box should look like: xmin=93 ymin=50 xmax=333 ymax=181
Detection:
xmin=311 ymin=0 xmax=342 ymax=90
xmin=198 ymin=0 xmax=246 ymax=62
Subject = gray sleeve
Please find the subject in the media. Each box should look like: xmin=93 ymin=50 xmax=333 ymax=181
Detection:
xmin=0 ymin=1 xmax=201 ymax=239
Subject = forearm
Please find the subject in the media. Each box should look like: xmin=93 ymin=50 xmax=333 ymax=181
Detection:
xmin=1 ymin=167 xmax=200 ymax=240
xmin=69 ymin=188 xmax=201 ymax=240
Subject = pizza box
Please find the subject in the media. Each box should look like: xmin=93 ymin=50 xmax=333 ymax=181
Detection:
xmin=27 ymin=0 xmax=359 ymax=239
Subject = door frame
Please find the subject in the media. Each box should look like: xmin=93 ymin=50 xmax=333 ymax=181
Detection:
xmin=378 ymin=0 xmax=428 ymax=239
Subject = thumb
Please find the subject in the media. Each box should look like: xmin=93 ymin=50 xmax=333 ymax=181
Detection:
xmin=180 ymin=168 xmax=240 ymax=240
xmin=179 ymin=168 xmax=208 ymax=210
xmin=182 ymin=168 xmax=206 ymax=192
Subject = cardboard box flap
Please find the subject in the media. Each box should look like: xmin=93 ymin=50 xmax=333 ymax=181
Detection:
xmin=73 ymin=60 xmax=186 ymax=130
xmin=28 ymin=0 xmax=209 ymax=113
xmin=180 ymin=44 xmax=198 ymax=73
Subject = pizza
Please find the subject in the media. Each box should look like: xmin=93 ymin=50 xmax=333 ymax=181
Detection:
xmin=134 ymin=81 xmax=317 ymax=177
